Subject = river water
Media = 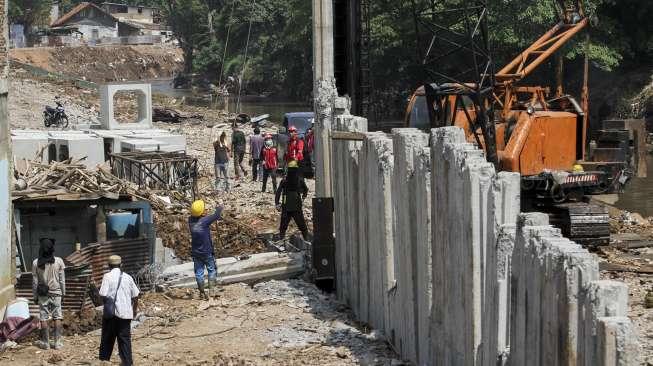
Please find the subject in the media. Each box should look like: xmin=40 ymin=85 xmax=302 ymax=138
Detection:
xmin=149 ymin=78 xmax=310 ymax=123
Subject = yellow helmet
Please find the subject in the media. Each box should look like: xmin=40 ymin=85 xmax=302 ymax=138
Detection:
xmin=190 ymin=200 xmax=205 ymax=217
xmin=572 ymin=164 xmax=584 ymax=173
xmin=287 ymin=160 xmax=299 ymax=168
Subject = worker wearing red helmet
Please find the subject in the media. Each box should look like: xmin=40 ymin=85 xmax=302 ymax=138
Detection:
xmin=285 ymin=126 xmax=304 ymax=164
xmin=261 ymin=134 xmax=278 ymax=193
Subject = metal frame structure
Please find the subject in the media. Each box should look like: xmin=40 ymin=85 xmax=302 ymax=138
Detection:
xmin=110 ymin=151 xmax=198 ymax=198
xmin=413 ymin=0 xmax=498 ymax=165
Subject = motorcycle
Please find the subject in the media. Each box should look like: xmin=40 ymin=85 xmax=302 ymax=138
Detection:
xmin=43 ymin=100 xmax=69 ymax=128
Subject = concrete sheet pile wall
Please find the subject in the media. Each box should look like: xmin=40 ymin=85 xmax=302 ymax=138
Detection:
xmin=331 ymin=125 xmax=638 ymax=365
xmin=429 ymin=127 xmax=520 ymax=366
xmin=510 ymin=212 xmax=639 ymax=366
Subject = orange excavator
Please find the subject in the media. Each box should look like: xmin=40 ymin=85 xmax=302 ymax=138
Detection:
xmin=405 ymin=0 xmax=646 ymax=245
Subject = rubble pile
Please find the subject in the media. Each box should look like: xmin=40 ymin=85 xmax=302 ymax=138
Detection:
xmin=10 ymin=45 xmax=183 ymax=83
xmin=155 ymin=212 xmax=267 ymax=260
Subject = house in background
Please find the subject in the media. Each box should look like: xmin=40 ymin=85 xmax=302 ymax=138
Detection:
xmin=50 ymin=2 xmax=119 ymax=42
xmin=101 ymin=2 xmax=159 ymax=24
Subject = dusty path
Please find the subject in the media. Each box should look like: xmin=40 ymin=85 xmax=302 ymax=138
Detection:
xmin=2 ymin=280 xmax=399 ymax=365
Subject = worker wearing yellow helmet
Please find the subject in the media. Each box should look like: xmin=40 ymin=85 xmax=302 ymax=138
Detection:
xmin=188 ymin=199 xmax=223 ymax=300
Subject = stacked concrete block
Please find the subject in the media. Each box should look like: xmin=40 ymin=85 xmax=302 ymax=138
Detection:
xmin=390 ymin=129 xmax=430 ymax=363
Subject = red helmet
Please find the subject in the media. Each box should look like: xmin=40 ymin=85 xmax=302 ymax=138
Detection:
xmin=288 ymin=126 xmax=298 ymax=133
xmin=264 ymin=133 xmax=273 ymax=140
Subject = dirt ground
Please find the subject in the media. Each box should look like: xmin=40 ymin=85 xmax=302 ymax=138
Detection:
xmin=1 ymin=281 xmax=399 ymax=366
xmin=10 ymin=45 xmax=183 ymax=83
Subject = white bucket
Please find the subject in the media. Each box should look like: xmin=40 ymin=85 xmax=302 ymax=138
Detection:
xmin=5 ymin=298 xmax=30 ymax=319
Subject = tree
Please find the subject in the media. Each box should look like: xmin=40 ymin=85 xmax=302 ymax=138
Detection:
xmin=159 ymin=0 xmax=210 ymax=75
xmin=8 ymin=0 xmax=53 ymax=30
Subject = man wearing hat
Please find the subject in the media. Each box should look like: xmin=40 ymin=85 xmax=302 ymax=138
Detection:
xmin=32 ymin=238 xmax=66 ymax=350
xmin=98 ymin=255 xmax=140 ymax=366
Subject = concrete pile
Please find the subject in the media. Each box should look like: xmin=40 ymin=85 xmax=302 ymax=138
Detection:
xmin=330 ymin=122 xmax=639 ymax=365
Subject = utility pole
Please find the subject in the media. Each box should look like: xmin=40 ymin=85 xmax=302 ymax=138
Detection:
xmin=312 ymin=0 xmax=338 ymax=286
xmin=0 ymin=0 xmax=16 ymax=309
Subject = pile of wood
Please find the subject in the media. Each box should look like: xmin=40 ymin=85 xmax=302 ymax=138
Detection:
xmin=12 ymin=158 xmax=189 ymax=210
xmin=12 ymin=159 xmax=130 ymax=201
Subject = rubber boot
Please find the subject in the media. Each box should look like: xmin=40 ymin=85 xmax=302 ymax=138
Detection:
xmin=53 ymin=323 xmax=63 ymax=350
xmin=208 ymin=278 xmax=222 ymax=297
xmin=35 ymin=327 xmax=50 ymax=350
xmin=196 ymin=280 xmax=208 ymax=301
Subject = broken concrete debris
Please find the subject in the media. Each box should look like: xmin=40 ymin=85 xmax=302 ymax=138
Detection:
xmin=331 ymin=123 xmax=640 ymax=365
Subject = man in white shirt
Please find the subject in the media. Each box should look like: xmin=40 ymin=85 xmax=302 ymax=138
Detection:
xmin=98 ymin=255 xmax=139 ymax=366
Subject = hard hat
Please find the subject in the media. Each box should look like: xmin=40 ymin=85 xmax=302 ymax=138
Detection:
xmin=191 ymin=200 xmax=205 ymax=217
xmin=287 ymin=160 xmax=299 ymax=168
xmin=288 ymin=126 xmax=298 ymax=133
xmin=572 ymin=164 xmax=584 ymax=172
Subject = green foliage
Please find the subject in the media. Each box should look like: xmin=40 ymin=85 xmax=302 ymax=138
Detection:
xmin=9 ymin=0 xmax=53 ymax=28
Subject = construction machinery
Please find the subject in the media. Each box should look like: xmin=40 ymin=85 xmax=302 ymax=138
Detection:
xmin=404 ymin=0 xmax=647 ymax=246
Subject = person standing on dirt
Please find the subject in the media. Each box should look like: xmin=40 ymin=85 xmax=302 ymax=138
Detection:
xmin=189 ymin=200 xmax=223 ymax=300
xmin=275 ymin=162 xmax=309 ymax=240
xmin=213 ymin=131 xmax=230 ymax=192
xmin=261 ymin=134 xmax=278 ymax=193
xmin=32 ymin=238 xmax=66 ymax=350
xmin=231 ymin=124 xmax=247 ymax=180
xmin=98 ymin=255 xmax=140 ymax=366
xmin=249 ymin=127 xmax=265 ymax=182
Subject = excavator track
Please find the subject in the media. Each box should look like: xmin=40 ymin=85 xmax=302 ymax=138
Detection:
xmin=547 ymin=202 xmax=611 ymax=247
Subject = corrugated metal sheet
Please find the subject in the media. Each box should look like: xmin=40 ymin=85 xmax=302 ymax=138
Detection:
xmin=15 ymin=238 xmax=151 ymax=314
xmin=15 ymin=270 xmax=92 ymax=316
xmin=68 ymin=238 xmax=150 ymax=285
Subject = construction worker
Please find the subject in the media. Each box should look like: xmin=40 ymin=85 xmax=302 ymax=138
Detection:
xmin=249 ymin=127 xmax=265 ymax=181
xmin=275 ymin=162 xmax=309 ymax=240
xmin=231 ymin=124 xmax=247 ymax=180
xmin=189 ymin=200 xmax=223 ymax=300
xmin=285 ymin=126 xmax=304 ymax=164
xmin=98 ymin=255 xmax=139 ymax=366
xmin=32 ymin=238 xmax=65 ymax=350
xmin=261 ymin=133 xmax=278 ymax=193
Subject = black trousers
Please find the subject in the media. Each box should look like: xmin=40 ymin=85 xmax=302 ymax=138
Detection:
xmin=99 ymin=317 xmax=132 ymax=366
xmin=279 ymin=210 xmax=308 ymax=238
xmin=262 ymin=168 xmax=277 ymax=192
xmin=252 ymin=159 xmax=262 ymax=181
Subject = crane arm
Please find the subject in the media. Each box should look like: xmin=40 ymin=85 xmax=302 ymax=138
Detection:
xmin=496 ymin=0 xmax=586 ymax=85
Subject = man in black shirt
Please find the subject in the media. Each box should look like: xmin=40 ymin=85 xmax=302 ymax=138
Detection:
xmin=275 ymin=163 xmax=309 ymax=240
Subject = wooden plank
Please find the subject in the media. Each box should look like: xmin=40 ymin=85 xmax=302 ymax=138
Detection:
xmin=331 ymin=131 xmax=367 ymax=141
